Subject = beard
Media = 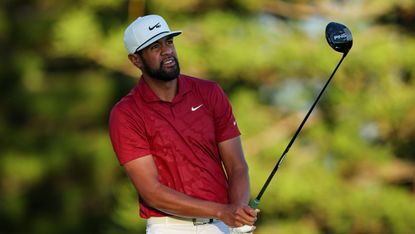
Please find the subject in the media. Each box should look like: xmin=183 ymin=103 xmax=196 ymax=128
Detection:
xmin=140 ymin=55 xmax=180 ymax=81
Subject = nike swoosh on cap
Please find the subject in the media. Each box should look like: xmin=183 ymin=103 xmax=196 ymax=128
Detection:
xmin=149 ymin=22 xmax=161 ymax=31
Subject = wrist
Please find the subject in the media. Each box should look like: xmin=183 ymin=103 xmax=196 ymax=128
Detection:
xmin=214 ymin=203 xmax=227 ymax=220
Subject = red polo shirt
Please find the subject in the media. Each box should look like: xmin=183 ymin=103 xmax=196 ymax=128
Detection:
xmin=109 ymin=74 xmax=240 ymax=218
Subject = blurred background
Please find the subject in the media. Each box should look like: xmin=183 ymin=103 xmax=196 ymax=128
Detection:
xmin=1 ymin=0 xmax=414 ymax=233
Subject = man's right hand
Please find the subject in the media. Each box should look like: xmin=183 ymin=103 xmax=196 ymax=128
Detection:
xmin=219 ymin=204 xmax=259 ymax=228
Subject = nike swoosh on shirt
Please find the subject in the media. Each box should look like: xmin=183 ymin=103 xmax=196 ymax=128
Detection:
xmin=191 ymin=104 xmax=203 ymax=111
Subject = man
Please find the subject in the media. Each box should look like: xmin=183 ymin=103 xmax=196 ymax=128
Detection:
xmin=109 ymin=14 xmax=258 ymax=234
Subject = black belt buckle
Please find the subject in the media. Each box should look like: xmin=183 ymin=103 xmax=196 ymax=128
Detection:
xmin=192 ymin=218 xmax=214 ymax=225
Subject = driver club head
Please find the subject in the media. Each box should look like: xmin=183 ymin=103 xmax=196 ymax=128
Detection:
xmin=325 ymin=22 xmax=353 ymax=53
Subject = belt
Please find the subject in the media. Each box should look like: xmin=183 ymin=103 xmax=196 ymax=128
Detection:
xmin=148 ymin=216 xmax=217 ymax=226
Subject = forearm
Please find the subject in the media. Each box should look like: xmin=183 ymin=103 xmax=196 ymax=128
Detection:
xmin=227 ymin=166 xmax=251 ymax=205
xmin=218 ymin=136 xmax=251 ymax=205
xmin=124 ymin=156 xmax=228 ymax=219
xmin=123 ymin=155 xmax=254 ymax=226
xmin=141 ymin=181 xmax=256 ymax=227
xmin=141 ymin=182 xmax=227 ymax=219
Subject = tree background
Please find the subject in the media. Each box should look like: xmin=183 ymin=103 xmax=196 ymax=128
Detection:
xmin=1 ymin=0 xmax=414 ymax=233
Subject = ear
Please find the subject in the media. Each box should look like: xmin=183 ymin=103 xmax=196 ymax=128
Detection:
xmin=128 ymin=54 xmax=143 ymax=69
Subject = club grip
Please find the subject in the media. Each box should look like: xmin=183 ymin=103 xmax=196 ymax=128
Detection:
xmin=249 ymin=199 xmax=260 ymax=209
xmin=231 ymin=199 xmax=260 ymax=233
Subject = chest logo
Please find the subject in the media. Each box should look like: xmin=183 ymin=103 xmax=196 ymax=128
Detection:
xmin=191 ymin=104 xmax=203 ymax=111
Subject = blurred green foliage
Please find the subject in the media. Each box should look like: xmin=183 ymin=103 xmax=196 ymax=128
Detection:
xmin=1 ymin=0 xmax=415 ymax=233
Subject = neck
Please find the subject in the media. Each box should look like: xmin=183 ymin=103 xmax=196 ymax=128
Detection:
xmin=143 ymin=75 xmax=178 ymax=102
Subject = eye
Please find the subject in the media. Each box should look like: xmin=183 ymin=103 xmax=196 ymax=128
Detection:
xmin=150 ymin=43 xmax=160 ymax=50
xmin=167 ymin=38 xmax=174 ymax=45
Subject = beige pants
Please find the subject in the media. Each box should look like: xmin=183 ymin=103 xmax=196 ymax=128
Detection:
xmin=146 ymin=217 xmax=252 ymax=234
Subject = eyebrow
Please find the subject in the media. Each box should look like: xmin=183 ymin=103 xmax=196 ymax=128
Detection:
xmin=141 ymin=36 xmax=175 ymax=54
xmin=153 ymin=36 xmax=174 ymax=45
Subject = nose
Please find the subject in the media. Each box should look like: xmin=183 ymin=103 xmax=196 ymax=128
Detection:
xmin=160 ymin=41 xmax=174 ymax=55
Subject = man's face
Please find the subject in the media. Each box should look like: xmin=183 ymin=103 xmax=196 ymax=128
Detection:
xmin=137 ymin=36 xmax=180 ymax=81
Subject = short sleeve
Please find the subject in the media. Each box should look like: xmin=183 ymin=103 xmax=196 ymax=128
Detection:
xmin=210 ymin=84 xmax=241 ymax=142
xmin=109 ymin=105 xmax=151 ymax=165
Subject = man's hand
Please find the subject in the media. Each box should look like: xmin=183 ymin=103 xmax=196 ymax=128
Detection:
xmin=219 ymin=204 xmax=259 ymax=228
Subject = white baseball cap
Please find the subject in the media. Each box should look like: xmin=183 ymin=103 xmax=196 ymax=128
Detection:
xmin=124 ymin=15 xmax=182 ymax=54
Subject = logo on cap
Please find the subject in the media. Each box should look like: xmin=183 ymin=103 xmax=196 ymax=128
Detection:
xmin=149 ymin=22 xmax=161 ymax=31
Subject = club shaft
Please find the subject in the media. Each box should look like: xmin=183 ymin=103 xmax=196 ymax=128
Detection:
xmin=252 ymin=51 xmax=349 ymax=207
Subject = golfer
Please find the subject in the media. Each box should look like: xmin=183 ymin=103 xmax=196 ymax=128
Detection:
xmin=109 ymin=14 xmax=258 ymax=234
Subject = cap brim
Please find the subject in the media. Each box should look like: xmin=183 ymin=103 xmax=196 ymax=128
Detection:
xmin=135 ymin=31 xmax=182 ymax=53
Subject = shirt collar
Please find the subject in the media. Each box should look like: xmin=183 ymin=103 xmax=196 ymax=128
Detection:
xmin=136 ymin=74 xmax=192 ymax=103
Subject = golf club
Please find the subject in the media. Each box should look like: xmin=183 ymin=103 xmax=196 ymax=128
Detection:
xmin=234 ymin=22 xmax=353 ymax=233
